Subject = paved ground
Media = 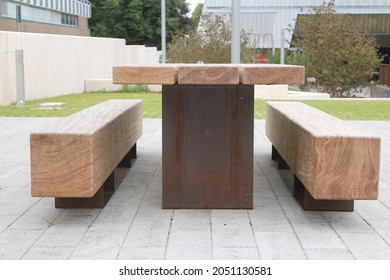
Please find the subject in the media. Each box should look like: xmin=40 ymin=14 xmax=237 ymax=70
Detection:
xmin=0 ymin=117 xmax=390 ymax=260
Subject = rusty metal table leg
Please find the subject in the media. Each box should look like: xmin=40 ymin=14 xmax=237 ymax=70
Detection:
xmin=162 ymin=85 xmax=254 ymax=209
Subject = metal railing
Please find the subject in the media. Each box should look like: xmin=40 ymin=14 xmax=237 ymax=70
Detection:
xmin=11 ymin=0 xmax=92 ymax=18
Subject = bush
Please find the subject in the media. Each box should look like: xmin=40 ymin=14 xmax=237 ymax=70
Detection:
xmin=121 ymin=84 xmax=151 ymax=93
xmin=167 ymin=13 xmax=255 ymax=63
xmin=289 ymin=1 xmax=381 ymax=97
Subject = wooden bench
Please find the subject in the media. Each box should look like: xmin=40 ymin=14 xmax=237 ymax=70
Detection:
xmin=265 ymin=102 xmax=381 ymax=211
xmin=30 ymin=99 xmax=143 ymax=208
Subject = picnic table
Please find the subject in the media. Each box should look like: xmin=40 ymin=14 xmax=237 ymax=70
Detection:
xmin=113 ymin=64 xmax=304 ymax=209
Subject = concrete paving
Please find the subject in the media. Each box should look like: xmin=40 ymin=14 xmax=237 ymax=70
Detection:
xmin=0 ymin=117 xmax=390 ymax=260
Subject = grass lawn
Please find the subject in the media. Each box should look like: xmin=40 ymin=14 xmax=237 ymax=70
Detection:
xmin=254 ymin=99 xmax=390 ymax=120
xmin=1 ymin=92 xmax=390 ymax=120
xmin=0 ymin=92 xmax=162 ymax=118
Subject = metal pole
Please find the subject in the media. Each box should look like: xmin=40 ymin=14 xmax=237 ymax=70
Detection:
xmin=16 ymin=5 xmax=21 ymax=32
xmin=161 ymin=0 xmax=166 ymax=64
xmin=280 ymin=29 xmax=285 ymax=65
xmin=15 ymin=50 xmax=25 ymax=106
xmin=272 ymin=34 xmax=275 ymax=56
xmin=231 ymin=0 xmax=240 ymax=64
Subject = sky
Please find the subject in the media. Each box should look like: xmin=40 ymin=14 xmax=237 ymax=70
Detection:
xmin=187 ymin=0 xmax=204 ymax=15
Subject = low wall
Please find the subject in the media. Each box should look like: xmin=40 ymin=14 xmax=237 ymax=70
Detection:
xmin=254 ymin=85 xmax=330 ymax=99
xmin=373 ymin=85 xmax=390 ymax=98
xmin=254 ymin=85 xmax=288 ymax=99
xmin=0 ymin=31 xmax=160 ymax=105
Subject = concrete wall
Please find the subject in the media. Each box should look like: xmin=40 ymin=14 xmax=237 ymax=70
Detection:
xmin=373 ymin=85 xmax=390 ymax=98
xmin=0 ymin=31 xmax=160 ymax=105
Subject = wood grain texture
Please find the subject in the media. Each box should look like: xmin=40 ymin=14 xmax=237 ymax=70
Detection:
xmin=112 ymin=64 xmax=305 ymax=85
xmin=240 ymin=64 xmax=305 ymax=85
xmin=177 ymin=64 xmax=239 ymax=85
xmin=265 ymin=102 xmax=380 ymax=200
xmin=113 ymin=65 xmax=178 ymax=85
xmin=30 ymin=99 xmax=143 ymax=198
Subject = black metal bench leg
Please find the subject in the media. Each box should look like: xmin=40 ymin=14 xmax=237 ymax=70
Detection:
xmin=293 ymin=175 xmax=354 ymax=211
xmin=272 ymin=145 xmax=290 ymax=169
xmin=119 ymin=143 xmax=137 ymax=168
xmin=55 ymin=171 xmax=115 ymax=208
xmin=271 ymin=145 xmax=278 ymax=160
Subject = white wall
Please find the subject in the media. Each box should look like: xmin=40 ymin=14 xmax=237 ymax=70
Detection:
xmin=0 ymin=31 xmax=160 ymax=105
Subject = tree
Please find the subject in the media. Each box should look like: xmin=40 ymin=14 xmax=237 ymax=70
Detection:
xmin=89 ymin=0 xmax=121 ymax=38
xmin=89 ymin=0 xmax=191 ymax=48
xmin=167 ymin=14 xmax=255 ymax=63
xmin=290 ymin=1 xmax=381 ymax=97
xmin=191 ymin=3 xmax=203 ymax=27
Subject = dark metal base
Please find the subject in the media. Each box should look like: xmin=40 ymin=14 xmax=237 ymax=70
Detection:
xmin=162 ymin=85 xmax=254 ymax=209
xmin=293 ymin=175 xmax=354 ymax=212
xmin=55 ymin=143 xmax=137 ymax=208
xmin=271 ymin=145 xmax=354 ymax=211
xmin=118 ymin=143 xmax=137 ymax=168
xmin=272 ymin=145 xmax=289 ymax=169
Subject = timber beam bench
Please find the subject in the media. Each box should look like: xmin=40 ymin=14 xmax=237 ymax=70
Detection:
xmin=113 ymin=64 xmax=305 ymax=209
xmin=265 ymin=102 xmax=381 ymax=211
xmin=30 ymin=99 xmax=143 ymax=208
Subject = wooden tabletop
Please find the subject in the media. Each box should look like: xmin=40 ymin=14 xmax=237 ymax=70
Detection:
xmin=113 ymin=64 xmax=305 ymax=85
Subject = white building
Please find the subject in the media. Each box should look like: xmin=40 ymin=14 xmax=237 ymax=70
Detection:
xmin=202 ymin=0 xmax=390 ymax=51
xmin=0 ymin=0 xmax=91 ymax=36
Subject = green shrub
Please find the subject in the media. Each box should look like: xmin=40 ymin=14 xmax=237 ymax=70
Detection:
xmin=121 ymin=84 xmax=151 ymax=93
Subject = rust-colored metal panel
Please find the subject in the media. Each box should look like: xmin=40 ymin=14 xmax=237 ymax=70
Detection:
xmin=162 ymin=85 xmax=254 ymax=209
xmin=380 ymin=64 xmax=390 ymax=86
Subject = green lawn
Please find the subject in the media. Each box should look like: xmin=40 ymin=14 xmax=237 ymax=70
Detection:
xmin=254 ymin=99 xmax=390 ymax=120
xmin=1 ymin=92 xmax=390 ymax=120
xmin=0 ymin=92 xmax=162 ymax=118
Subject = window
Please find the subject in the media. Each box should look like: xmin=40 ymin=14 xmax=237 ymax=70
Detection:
xmin=61 ymin=13 xmax=77 ymax=26
xmin=1 ymin=0 xmax=87 ymax=24
xmin=1 ymin=0 xmax=8 ymax=16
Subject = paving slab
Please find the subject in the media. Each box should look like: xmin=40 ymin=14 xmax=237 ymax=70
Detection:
xmin=213 ymin=247 xmax=260 ymax=260
xmin=117 ymin=246 xmax=166 ymax=260
xmin=164 ymin=245 xmax=213 ymax=260
xmin=69 ymin=230 xmax=127 ymax=260
xmin=21 ymin=246 xmax=75 ymax=260
xmin=34 ymin=224 xmax=89 ymax=247
xmin=254 ymin=232 xmax=306 ymax=260
xmin=0 ymin=117 xmax=389 ymax=260
xmin=0 ymin=229 xmax=44 ymax=259
xmin=304 ymin=248 xmax=355 ymax=260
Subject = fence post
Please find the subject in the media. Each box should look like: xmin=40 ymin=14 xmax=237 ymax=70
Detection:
xmin=15 ymin=50 xmax=25 ymax=106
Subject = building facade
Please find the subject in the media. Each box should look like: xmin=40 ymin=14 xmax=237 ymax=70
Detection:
xmin=0 ymin=0 xmax=91 ymax=36
xmin=202 ymin=0 xmax=390 ymax=52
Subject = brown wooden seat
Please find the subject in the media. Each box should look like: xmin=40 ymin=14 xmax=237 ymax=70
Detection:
xmin=265 ymin=101 xmax=381 ymax=211
xmin=30 ymin=99 xmax=143 ymax=208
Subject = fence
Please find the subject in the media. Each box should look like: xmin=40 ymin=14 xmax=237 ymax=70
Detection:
xmin=379 ymin=64 xmax=390 ymax=87
xmin=0 ymin=31 xmax=159 ymax=106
